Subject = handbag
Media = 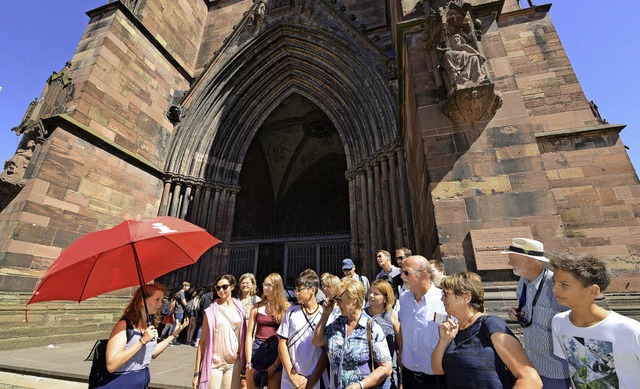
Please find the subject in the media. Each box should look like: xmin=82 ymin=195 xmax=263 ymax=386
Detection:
xmin=162 ymin=301 xmax=176 ymax=325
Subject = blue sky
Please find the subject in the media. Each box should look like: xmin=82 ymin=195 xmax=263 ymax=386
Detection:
xmin=1 ymin=2 xmax=638 ymax=174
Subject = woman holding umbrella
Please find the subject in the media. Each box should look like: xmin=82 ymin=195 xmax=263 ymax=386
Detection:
xmin=97 ymin=283 xmax=190 ymax=388
xmin=193 ymin=274 xmax=247 ymax=389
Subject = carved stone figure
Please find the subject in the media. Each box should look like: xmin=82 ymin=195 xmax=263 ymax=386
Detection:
xmin=440 ymin=34 xmax=488 ymax=91
xmin=2 ymin=139 xmax=36 ymax=178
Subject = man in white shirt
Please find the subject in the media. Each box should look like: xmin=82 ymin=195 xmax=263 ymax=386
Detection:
xmin=398 ymin=255 xmax=447 ymax=389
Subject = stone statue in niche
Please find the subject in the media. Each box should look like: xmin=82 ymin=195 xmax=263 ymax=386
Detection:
xmin=439 ymin=34 xmax=488 ymax=92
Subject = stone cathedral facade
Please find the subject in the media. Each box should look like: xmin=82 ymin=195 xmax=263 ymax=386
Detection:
xmin=1 ymin=0 xmax=640 ymax=337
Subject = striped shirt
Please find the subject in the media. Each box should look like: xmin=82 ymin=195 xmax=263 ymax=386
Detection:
xmin=516 ymin=269 xmax=570 ymax=379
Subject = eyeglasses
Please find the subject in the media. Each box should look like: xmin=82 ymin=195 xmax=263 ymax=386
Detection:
xmin=402 ymin=269 xmax=425 ymax=277
xmin=334 ymin=290 xmax=348 ymax=303
xmin=262 ymin=283 xmax=273 ymax=288
xmin=294 ymin=287 xmax=308 ymax=294
xmin=441 ymin=290 xmax=452 ymax=297
xmin=215 ymin=284 xmax=230 ymax=291
xmin=396 ymin=255 xmax=406 ymax=260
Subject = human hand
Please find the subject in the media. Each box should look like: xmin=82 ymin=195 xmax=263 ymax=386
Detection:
xmin=192 ymin=376 xmax=199 ymax=389
xmin=290 ymin=372 xmax=307 ymax=389
xmin=507 ymin=308 xmax=518 ymax=322
xmin=267 ymin=364 xmax=277 ymax=378
xmin=143 ymin=325 xmax=157 ymax=343
xmin=174 ymin=318 xmax=190 ymax=336
xmin=245 ymin=362 xmax=254 ymax=375
xmin=439 ymin=318 xmax=458 ymax=342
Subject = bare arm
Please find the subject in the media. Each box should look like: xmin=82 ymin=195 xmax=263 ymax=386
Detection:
xmin=312 ymin=300 xmax=333 ymax=348
xmin=105 ymin=320 xmax=153 ymax=373
xmin=153 ymin=317 xmax=189 ymax=359
xmin=306 ymin=348 xmax=328 ymax=388
xmin=245 ymin=306 xmax=258 ymax=373
xmin=279 ymin=337 xmax=307 ymax=388
xmin=347 ymin=360 xmax=392 ymax=389
xmin=192 ymin=314 xmax=209 ymax=389
xmin=431 ymin=319 xmax=457 ymax=375
xmin=491 ymin=332 xmax=542 ymax=389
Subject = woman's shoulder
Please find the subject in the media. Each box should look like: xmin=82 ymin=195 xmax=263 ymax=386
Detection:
xmin=480 ymin=315 xmax=513 ymax=336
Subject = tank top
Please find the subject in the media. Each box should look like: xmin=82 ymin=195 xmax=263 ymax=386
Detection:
xmin=255 ymin=312 xmax=279 ymax=342
xmin=212 ymin=303 xmax=242 ymax=366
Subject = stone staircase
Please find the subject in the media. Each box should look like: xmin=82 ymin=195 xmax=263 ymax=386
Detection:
xmin=0 ymin=292 xmax=130 ymax=351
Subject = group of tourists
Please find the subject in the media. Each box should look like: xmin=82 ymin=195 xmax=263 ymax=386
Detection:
xmin=93 ymin=238 xmax=640 ymax=389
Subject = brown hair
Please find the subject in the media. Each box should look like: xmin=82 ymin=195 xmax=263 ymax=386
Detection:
xmin=370 ymin=279 xmax=395 ymax=312
xmin=550 ymin=253 xmax=612 ymax=291
xmin=397 ymin=247 xmax=412 ymax=256
xmin=122 ymin=283 xmax=167 ymax=327
xmin=439 ymin=272 xmax=485 ymax=313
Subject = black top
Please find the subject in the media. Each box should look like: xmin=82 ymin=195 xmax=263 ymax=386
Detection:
xmin=442 ymin=315 xmax=516 ymax=388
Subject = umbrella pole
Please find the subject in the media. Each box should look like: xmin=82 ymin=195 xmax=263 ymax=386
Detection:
xmin=131 ymin=243 xmax=152 ymax=325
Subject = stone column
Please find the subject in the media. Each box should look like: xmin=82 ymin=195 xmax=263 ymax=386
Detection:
xmin=359 ymin=172 xmax=371 ymax=266
xmin=366 ymin=167 xmax=377 ymax=271
xmin=388 ymin=153 xmax=402 ymax=252
xmin=373 ymin=163 xmax=385 ymax=252
xmin=159 ymin=180 xmax=172 ymax=216
xmin=380 ymin=157 xmax=393 ymax=250
xmin=168 ymin=183 xmax=182 ymax=217
xmin=179 ymin=185 xmax=192 ymax=220
xmin=347 ymin=176 xmax=359 ymax=260
xmin=397 ymin=149 xmax=415 ymax=250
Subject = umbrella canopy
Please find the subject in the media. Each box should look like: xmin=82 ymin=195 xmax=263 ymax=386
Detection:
xmin=27 ymin=216 xmax=221 ymax=306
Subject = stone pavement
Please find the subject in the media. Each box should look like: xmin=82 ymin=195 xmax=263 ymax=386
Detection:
xmin=0 ymin=340 xmax=197 ymax=388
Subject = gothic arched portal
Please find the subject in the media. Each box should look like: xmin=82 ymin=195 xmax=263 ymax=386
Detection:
xmin=160 ymin=7 xmax=417 ymax=285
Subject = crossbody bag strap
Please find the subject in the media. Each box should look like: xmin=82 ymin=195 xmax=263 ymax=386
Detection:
xmin=366 ymin=318 xmax=374 ymax=373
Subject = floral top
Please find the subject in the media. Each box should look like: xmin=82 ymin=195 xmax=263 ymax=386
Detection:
xmin=325 ymin=311 xmax=392 ymax=389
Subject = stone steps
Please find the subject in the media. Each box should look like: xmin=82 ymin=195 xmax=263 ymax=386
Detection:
xmin=0 ymin=293 xmax=130 ymax=351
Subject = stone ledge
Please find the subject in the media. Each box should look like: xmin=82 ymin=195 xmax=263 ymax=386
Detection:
xmin=534 ymin=123 xmax=626 ymax=140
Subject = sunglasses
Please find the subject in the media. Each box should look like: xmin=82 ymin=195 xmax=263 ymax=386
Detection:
xmin=215 ymin=284 xmax=231 ymax=291
xmin=402 ymin=269 xmax=425 ymax=277
xmin=396 ymin=255 xmax=407 ymax=260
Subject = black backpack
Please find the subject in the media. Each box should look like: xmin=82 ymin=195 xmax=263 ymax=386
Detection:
xmin=86 ymin=320 xmax=134 ymax=388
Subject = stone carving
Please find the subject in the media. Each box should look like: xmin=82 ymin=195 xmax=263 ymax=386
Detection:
xmin=167 ymin=104 xmax=185 ymax=124
xmin=442 ymin=83 xmax=502 ymax=124
xmin=439 ymin=34 xmax=488 ymax=91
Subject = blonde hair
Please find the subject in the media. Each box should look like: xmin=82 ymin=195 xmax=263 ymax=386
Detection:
xmin=239 ymin=273 xmax=258 ymax=296
xmin=370 ymin=279 xmax=395 ymax=312
xmin=321 ymin=273 xmax=340 ymax=293
xmin=340 ymin=277 xmax=365 ymax=307
xmin=260 ymin=273 xmax=290 ymax=323
xmin=122 ymin=283 xmax=167 ymax=327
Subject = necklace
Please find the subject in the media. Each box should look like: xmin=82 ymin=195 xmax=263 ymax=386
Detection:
xmin=303 ymin=304 xmax=320 ymax=316
xmin=460 ymin=311 xmax=480 ymax=330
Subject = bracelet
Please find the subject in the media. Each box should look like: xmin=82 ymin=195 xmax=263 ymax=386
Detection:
xmin=246 ymin=362 xmax=252 ymax=367
xmin=138 ymin=338 xmax=147 ymax=346
xmin=193 ymin=371 xmax=201 ymax=377
xmin=358 ymin=381 xmax=365 ymax=389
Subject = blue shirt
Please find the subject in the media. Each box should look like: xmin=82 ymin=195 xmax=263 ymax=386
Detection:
xmin=517 ymin=269 xmax=570 ymax=379
xmin=325 ymin=311 xmax=391 ymax=389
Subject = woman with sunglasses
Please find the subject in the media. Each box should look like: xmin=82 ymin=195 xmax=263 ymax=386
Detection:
xmin=193 ymin=274 xmax=247 ymax=389
xmin=313 ymin=277 xmax=392 ymax=389
xmin=245 ymin=273 xmax=290 ymax=389
xmin=431 ymin=272 xmax=541 ymax=388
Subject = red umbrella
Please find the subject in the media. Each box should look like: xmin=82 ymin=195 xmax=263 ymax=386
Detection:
xmin=26 ymin=216 xmax=221 ymax=319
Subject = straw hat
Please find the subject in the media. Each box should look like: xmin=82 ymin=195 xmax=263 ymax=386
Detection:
xmin=501 ymin=238 xmax=549 ymax=262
